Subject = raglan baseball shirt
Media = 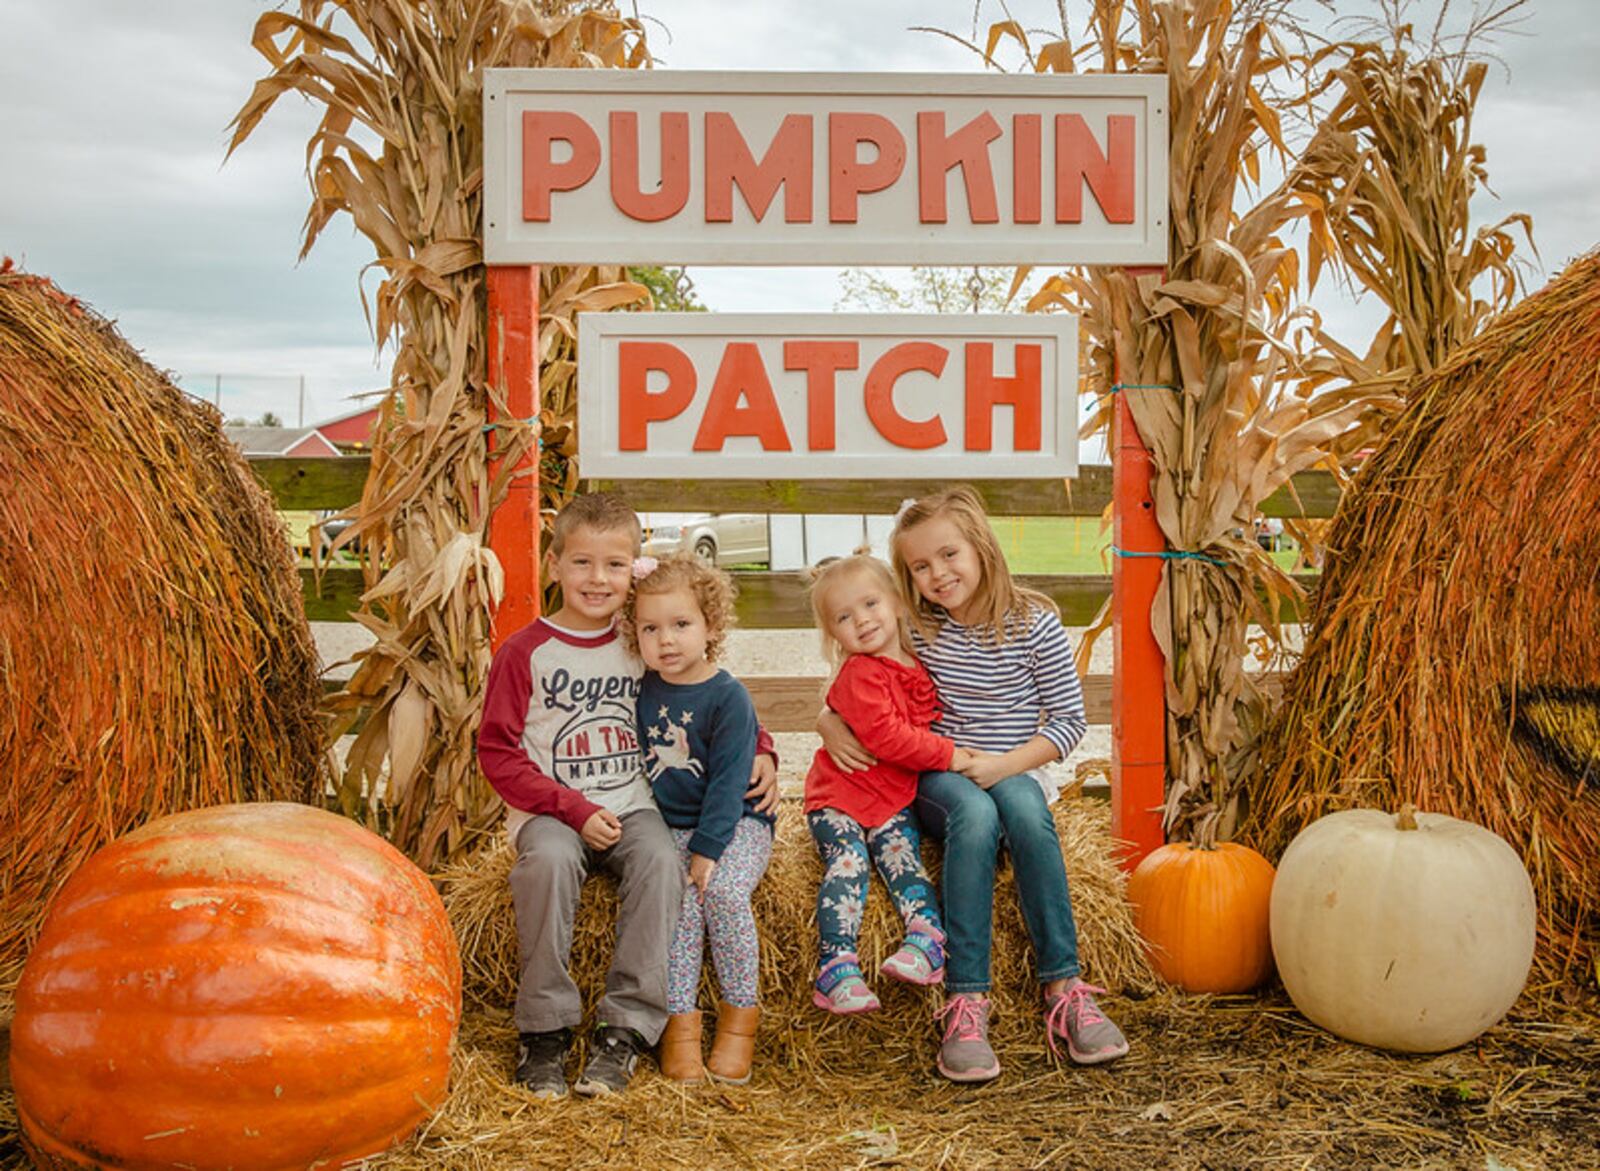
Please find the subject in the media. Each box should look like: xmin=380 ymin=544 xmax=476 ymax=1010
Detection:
xmin=478 ymin=617 xmax=775 ymax=848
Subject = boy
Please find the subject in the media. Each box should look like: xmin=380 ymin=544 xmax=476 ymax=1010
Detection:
xmin=478 ymin=493 xmax=778 ymax=1099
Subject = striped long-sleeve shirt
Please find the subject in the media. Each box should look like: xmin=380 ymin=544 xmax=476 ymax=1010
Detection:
xmin=911 ymin=607 xmax=1088 ymax=802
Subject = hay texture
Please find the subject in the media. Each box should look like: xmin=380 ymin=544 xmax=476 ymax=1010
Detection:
xmin=441 ymin=799 xmax=1154 ymax=1071
xmin=0 ymin=266 xmax=325 ymax=979
xmin=1248 ymin=249 xmax=1600 ymax=980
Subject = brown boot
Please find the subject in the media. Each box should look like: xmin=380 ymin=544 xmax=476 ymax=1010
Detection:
xmin=658 ymin=1011 xmax=705 ymax=1083
xmin=706 ymin=1001 xmax=759 ymax=1084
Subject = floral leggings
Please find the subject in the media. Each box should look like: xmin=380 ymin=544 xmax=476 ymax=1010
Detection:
xmin=666 ymin=816 xmax=773 ymax=1014
xmin=807 ymin=807 xmax=943 ymax=964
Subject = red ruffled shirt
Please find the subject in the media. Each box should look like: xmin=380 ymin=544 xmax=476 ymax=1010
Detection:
xmin=804 ymin=654 xmax=955 ymax=828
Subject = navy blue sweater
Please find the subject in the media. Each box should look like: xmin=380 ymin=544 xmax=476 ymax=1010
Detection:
xmin=638 ymin=669 xmax=771 ymax=860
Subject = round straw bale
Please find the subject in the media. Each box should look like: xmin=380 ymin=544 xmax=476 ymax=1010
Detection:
xmin=440 ymin=799 xmax=1153 ymax=1069
xmin=0 ymin=268 xmax=325 ymax=979
xmin=1248 ymin=249 xmax=1600 ymax=981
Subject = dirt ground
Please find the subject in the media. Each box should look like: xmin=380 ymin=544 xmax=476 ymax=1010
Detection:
xmin=7 ymin=987 xmax=1595 ymax=1171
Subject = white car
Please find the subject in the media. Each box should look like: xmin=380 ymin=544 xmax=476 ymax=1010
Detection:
xmin=642 ymin=514 xmax=770 ymax=567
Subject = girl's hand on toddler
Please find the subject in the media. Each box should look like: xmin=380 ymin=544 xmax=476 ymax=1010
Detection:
xmin=950 ymin=746 xmax=976 ymax=772
xmin=688 ymin=853 xmax=716 ymax=897
xmin=957 ymin=750 xmax=1011 ymax=789
xmin=746 ymin=752 xmax=781 ymax=814
xmin=580 ymin=809 xmax=624 ymax=850
xmin=818 ymin=710 xmax=876 ymax=772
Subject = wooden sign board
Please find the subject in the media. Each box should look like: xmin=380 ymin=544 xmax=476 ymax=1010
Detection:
xmin=485 ymin=70 xmax=1167 ymax=265
xmin=577 ymin=313 xmax=1078 ymax=479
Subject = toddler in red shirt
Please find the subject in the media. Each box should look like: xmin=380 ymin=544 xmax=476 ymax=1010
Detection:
xmin=804 ymin=552 xmax=973 ymax=1014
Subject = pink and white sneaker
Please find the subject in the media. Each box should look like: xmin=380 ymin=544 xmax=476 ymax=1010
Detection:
xmin=813 ymin=955 xmax=881 ymax=1015
xmin=879 ymin=924 xmax=946 ymax=986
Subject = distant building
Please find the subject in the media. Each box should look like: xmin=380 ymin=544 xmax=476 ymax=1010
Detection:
xmin=224 ymin=425 xmax=342 ymax=459
xmin=313 ymin=405 xmax=382 ymax=452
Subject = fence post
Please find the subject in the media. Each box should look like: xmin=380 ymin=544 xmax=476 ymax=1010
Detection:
xmin=487 ymin=265 xmax=541 ymax=650
xmin=1111 ymin=267 xmax=1168 ymax=870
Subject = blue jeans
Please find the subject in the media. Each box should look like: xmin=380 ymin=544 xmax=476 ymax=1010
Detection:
xmin=914 ymin=770 xmax=1080 ymax=994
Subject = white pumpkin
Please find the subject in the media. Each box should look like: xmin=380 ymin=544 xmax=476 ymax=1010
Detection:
xmin=1270 ymin=805 xmax=1535 ymax=1053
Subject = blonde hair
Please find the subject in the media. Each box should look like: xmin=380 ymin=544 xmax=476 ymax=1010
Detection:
xmin=550 ymin=492 xmax=641 ymax=556
xmin=620 ymin=552 xmax=737 ymax=663
xmin=805 ymin=550 xmax=914 ymax=669
xmin=890 ymin=485 xmax=1058 ymax=644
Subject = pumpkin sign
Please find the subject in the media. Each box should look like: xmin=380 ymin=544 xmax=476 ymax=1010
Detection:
xmin=1127 ymin=842 xmax=1276 ymax=993
xmin=10 ymin=802 xmax=462 ymax=1170
xmin=1270 ymin=805 xmax=1535 ymax=1053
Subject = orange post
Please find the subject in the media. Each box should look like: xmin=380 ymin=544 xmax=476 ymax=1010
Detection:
xmin=1110 ymin=321 xmax=1167 ymax=870
xmin=487 ymin=265 xmax=542 ymax=650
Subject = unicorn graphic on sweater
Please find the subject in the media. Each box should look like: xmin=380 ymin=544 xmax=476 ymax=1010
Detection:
xmin=646 ymin=720 xmax=704 ymax=782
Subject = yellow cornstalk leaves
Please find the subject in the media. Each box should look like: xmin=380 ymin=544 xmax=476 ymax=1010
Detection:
xmin=228 ymin=1 xmax=651 ymax=866
xmin=974 ymin=0 xmax=1528 ymax=847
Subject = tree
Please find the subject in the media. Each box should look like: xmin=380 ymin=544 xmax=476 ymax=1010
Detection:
xmin=836 ymin=265 xmax=1037 ymax=313
xmin=630 ymin=265 xmax=706 ymax=311
xmin=259 ymin=411 xmax=284 ymax=428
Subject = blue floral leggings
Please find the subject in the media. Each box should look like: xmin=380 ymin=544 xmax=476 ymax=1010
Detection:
xmin=807 ymin=807 xmax=943 ymax=964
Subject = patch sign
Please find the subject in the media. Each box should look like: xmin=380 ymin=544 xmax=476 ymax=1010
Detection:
xmin=578 ymin=313 xmax=1078 ymax=479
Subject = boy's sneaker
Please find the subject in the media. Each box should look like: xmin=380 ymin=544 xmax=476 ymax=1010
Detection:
xmin=573 ymin=1025 xmax=647 ymax=1096
xmin=934 ymin=994 xmax=1001 ymax=1083
xmin=1044 ymin=981 xmax=1129 ymax=1065
xmin=515 ymin=1028 xmax=572 ymax=1099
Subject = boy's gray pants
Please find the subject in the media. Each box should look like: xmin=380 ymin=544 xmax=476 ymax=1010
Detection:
xmin=510 ymin=808 xmax=682 ymax=1044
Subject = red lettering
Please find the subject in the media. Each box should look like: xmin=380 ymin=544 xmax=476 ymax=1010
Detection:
xmin=1013 ymin=114 xmax=1042 ymax=224
xmin=610 ymin=111 xmax=690 ymax=222
xmin=693 ymin=343 xmax=793 ymax=451
xmin=865 ymin=343 xmax=948 ymax=449
xmin=828 ymin=113 xmax=906 ymax=223
xmin=618 ymin=342 xmax=696 ymax=450
xmin=705 ymin=113 xmax=814 ymax=223
xmin=1055 ymin=113 xmax=1136 ymax=224
xmin=917 ymin=112 xmax=1002 ymax=224
xmin=521 ymin=111 xmax=601 ymax=222
xmin=569 ymin=731 xmax=592 ymax=756
xmin=965 ymin=343 xmax=1042 ymax=451
xmin=783 ymin=340 xmax=859 ymax=450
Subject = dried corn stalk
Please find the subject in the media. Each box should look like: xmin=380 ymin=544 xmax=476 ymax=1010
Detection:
xmin=228 ymin=0 xmax=650 ymax=865
xmin=971 ymin=0 xmax=1395 ymax=846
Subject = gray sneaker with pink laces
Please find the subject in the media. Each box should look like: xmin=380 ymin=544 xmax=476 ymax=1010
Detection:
xmin=1044 ymin=981 xmax=1128 ymax=1065
xmin=935 ymin=994 xmax=1001 ymax=1082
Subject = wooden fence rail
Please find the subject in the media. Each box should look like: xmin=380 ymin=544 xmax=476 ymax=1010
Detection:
xmin=253 ymin=455 xmax=1333 ymax=733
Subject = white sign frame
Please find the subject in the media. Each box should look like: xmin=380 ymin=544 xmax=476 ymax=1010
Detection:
xmin=485 ymin=70 xmax=1167 ymax=266
xmin=578 ymin=313 xmax=1078 ymax=480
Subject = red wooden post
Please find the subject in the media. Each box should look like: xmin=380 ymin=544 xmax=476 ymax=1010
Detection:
xmin=486 ymin=265 xmax=542 ymax=650
xmin=1110 ymin=275 xmax=1168 ymax=870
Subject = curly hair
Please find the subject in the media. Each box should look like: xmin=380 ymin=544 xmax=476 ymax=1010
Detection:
xmin=619 ymin=552 xmax=738 ymax=663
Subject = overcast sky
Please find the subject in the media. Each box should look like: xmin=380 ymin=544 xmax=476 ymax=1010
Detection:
xmin=2 ymin=0 xmax=1596 ymax=427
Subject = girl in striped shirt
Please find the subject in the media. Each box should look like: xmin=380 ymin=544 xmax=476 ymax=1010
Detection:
xmin=820 ymin=486 xmax=1128 ymax=1082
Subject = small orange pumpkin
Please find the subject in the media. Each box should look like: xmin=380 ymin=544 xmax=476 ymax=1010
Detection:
xmin=1127 ymin=842 xmax=1276 ymax=994
xmin=10 ymin=802 xmax=461 ymax=1170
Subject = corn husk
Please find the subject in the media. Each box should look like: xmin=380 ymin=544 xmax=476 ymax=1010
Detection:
xmin=227 ymin=1 xmax=652 ymax=867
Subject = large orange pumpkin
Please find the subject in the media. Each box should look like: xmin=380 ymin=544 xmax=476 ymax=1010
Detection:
xmin=10 ymin=802 xmax=461 ymax=1170
xmin=1127 ymin=842 xmax=1276 ymax=994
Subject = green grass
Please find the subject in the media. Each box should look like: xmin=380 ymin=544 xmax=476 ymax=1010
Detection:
xmin=990 ymin=516 xmax=1306 ymax=575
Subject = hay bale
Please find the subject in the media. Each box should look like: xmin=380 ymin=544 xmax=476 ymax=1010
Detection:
xmin=1248 ymin=249 xmax=1600 ymax=980
xmin=0 ymin=266 xmax=325 ymax=979
xmin=440 ymin=799 xmax=1154 ymax=1068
